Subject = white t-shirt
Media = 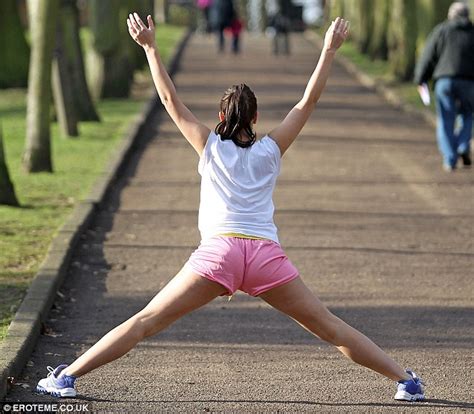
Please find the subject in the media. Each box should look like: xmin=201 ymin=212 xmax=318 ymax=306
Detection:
xmin=198 ymin=131 xmax=281 ymax=243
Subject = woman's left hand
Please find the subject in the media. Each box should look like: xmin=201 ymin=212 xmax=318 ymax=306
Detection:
xmin=323 ymin=17 xmax=349 ymax=53
xmin=127 ymin=13 xmax=157 ymax=50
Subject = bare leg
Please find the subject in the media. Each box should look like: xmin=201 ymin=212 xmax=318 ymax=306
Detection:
xmin=63 ymin=266 xmax=227 ymax=377
xmin=259 ymin=277 xmax=410 ymax=382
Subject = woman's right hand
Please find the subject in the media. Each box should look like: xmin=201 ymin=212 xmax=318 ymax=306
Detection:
xmin=323 ymin=17 xmax=349 ymax=53
xmin=127 ymin=13 xmax=157 ymax=51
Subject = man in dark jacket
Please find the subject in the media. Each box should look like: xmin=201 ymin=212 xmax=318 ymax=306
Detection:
xmin=414 ymin=2 xmax=474 ymax=171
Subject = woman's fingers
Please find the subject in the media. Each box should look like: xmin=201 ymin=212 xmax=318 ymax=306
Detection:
xmin=331 ymin=17 xmax=349 ymax=39
xmin=129 ymin=13 xmax=140 ymax=32
xmin=343 ymin=20 xmax=350 ymax=37
xmin=147 ymin=15 xmax=155 ymax=30
xmin=324 ymin=16 xmax=349 ymax=50
xmin=134 ymin=12 xmax=147 ymax=30
xmin=336 ymin=17 xmax=345 ymax=33
xmin=334 ymin=17 xmax=345 ymax=33
xmin=127 ymin=18 xmax=138 ymax=37
xmin=127 ymin=12 xmax=157 ymax=48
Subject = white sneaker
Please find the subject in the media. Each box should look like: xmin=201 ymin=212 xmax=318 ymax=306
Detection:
xmin=394 ymin=370 xmax=425 ymax=402
xmin=36 ymin=364 xmax=77 ymax=398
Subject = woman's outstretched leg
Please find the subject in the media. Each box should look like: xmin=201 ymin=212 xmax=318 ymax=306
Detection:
xmin=259 ymin=278 xmax=426 ymax=402
xmin=37 ymin=267 xmax=227 ymax=396
xmin=258 ymin=277 xmax=410 ymax=382
xmin=63 ymin=267 xmax=227 ymax=377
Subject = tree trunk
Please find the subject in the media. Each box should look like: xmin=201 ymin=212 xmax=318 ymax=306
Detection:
xmin=155 ymin=0 xmax=170 ymax=23
xmin=388 ymin=0 xmax=418 ymax=81
xmin=357 ymin=0 xmax=374 ymax=53
xmin=87 ymin=0 xmax=134 ymax=100
xmin=0 ymin=125 xmax=19 ymax=206
xmin=52 ymin=14 xmax=79 ymax=138
xmin=61 ymin=0 xmax=100 ymax=122
xmin=330 ymin=0 xmax=345 ymax=21
xmin=416 ymin=0 xmax=450 ymax=50
xmin=128 ymin=0 xmax=154 ymax=70
xmin=344 ymin=0 xmax=360 ymax=43
xmin=23 ymin=0 xmax=59 ymax=173
xmin=0 ymin=0 xmax=30 ymax=88
xmin=368 ymin=0 xmax=391 ymax=59
xmin=431 ymin=0 xmax=452 ymax=25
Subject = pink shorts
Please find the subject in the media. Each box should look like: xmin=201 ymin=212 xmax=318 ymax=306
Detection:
xmin=186 ymin=236 xmax=299 ymax=296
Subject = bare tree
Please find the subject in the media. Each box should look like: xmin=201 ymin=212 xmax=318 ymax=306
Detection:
xmin=368 ymin=0 xmax=391 ymax=60
xmin=87 ymin=0 xmax=134 ymax=99
xmin=357 ymin=0 xmax=374 ymax=54
xmin=388 ymin=0 xmax=418 ymax=80
xmin=0 ymin=125 xmax=19 ymax=206
xmin=23 ymin=0 xmax=59 ymax=172
xmin=0 ymin=0 xmax=30 ymax=88
xmin=155 ymin=0 xmax=169 ymax=24
xmin=52 ymin=12 xmax=79 ymax=137
xmin=61 ymin=0 xmax=100 ymax=121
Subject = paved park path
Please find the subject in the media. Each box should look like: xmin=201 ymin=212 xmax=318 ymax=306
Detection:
xmin=7 ymin=33 xmax=474 ymax=412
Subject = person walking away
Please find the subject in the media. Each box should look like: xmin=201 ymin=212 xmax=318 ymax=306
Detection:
xmin=226 ymin=17 xmax=242 ymax=53
xmin=267 ymin=0 xmax=291 ymax=55
xmin=197 ymin=0 xmax=213 ymax=33
xmin=210 ymin=0 xmax=239 ymax=53
xmin=414 ymin=2 xmax=474 ymax=172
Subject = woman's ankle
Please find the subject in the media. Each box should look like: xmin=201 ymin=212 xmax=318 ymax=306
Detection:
xmin=62 ymin=366 xmax=79 ymax=378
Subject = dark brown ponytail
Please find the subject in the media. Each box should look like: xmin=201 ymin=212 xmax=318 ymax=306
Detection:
xmin=215 ymin=84 xmax=257 ymax=148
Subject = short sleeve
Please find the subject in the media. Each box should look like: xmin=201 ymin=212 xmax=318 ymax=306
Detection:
xmin=261 ymin=135 xmax=281 ymax=175
xmin=198 ymin=131 xmax=218 ymax=175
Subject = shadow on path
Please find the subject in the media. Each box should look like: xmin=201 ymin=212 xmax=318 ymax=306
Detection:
xmin=73 ymin=395 xmax=474 ymax=410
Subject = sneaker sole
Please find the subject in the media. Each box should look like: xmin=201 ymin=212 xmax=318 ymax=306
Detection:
xmin=36 ymin=384 xmax=76 ymax=398
xmin=394 ymin=390 xmax=425 ymax=401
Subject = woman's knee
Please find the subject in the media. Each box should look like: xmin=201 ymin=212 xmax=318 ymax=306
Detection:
xmin=128 ymin=311 xmax=172 ymax=340
xmin=301 ymin=309 xmax=343 ymax=345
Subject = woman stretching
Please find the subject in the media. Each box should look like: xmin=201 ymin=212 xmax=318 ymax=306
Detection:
xmin=36 ymin=14 xmax=425 ymax=402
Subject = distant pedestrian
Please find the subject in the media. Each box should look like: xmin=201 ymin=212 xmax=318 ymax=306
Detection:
xmin=414 ymin=2 xmax=474 ymax=172
xmin=267 ymin=0 xmax=291 ymax=55
xmin=36 ymin=14 xmax=425 ymax=403
xmin=197 ymin=0 xmax=213 ymax=33
xmin=210 ymin=0 xmax=240 ymax=53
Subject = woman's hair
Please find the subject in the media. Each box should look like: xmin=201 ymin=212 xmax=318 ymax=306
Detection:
xmin=215 ymin=83 xmax=257 ymax=148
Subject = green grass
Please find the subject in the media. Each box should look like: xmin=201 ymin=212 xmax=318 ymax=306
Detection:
xmin=338 ymin=41 xmax=390 ymax=81
xmin=336 ymin=39 xmax=436 ymax=115
xmin=0 ymin=25 xmax=184 ymax=339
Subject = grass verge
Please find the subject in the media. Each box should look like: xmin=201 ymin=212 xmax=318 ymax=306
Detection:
xmin=0 ymin=25 xmax=184 ymax=340
xmin=336 ymin=40 xmax=436 ymax=115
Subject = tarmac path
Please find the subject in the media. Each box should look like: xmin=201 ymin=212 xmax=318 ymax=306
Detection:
xmin=6 ymin=33 xmax=474 ymax=412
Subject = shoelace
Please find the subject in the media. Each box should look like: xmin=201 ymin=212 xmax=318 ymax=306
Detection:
xmin=46 ymin=366 xmax=55 ymax=377
xmin=409 ymin=371 xmax=426 ymax=386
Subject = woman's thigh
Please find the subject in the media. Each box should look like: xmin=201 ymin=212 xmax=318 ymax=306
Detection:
xmin=137 ymin=265 xmax=228 ymax=336
xmin=258 ymin=277 xmax=340 ymax=341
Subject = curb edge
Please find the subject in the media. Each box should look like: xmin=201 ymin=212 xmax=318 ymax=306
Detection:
xmin=0 ymin=28 xmax=193 ymax=400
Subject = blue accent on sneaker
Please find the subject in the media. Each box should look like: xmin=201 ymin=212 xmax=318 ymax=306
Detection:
xmin=36 ymin=364 xmax=77 ymax=398
xmin=394 ymin=369 xmax=425 ymax=401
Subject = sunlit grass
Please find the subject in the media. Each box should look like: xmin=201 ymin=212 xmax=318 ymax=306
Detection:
xmin=0 ymin=24 xmax=185 ymax=339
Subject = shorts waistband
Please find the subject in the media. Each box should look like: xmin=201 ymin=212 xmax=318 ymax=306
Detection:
xmin=217 ymin=232 xmax=269 ymax=241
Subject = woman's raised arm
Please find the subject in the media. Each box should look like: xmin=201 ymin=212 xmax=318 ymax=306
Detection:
xmin=268 ymin=17 xmax=349 ymax=156
xmin=127 ymin=13 xmax=210 ymax=155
